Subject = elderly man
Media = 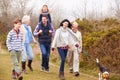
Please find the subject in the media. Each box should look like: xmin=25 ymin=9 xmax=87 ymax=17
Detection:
xmin=68 ymin=21 xmax=82 ymax=76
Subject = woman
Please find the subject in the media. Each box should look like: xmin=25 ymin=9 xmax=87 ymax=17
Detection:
xmin=51 ymin=19 xmax=77 ymax=80
xmin=20 ymin=15 xmax=36 ymax=73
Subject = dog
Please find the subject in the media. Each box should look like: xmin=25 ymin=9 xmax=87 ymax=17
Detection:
xmin=96 ymin=58 xmax=109 ymax=80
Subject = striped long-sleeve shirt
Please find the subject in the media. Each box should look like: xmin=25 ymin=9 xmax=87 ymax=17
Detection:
xmin=6 ymin=29 xmax=24 ymax=52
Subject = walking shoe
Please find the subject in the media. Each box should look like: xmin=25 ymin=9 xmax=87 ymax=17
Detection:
xmin=40 ymin=67 xmax=45 ymax=71
xmin=59 ymin=71 xmax=65 ymax=80
xmin=15 ymin=72 xmax=23 ymax=80
xmin=44 ymin=69 xmax=49 ymax=73
xmin=69 ymin=68 xmax=73 ymax=73
xmin=18 ymin=76 xmax=23 ymax=80
xmin=74 ymin=72 xmax=79 ymax=76
xmin=22 ymin=69 xmax=28 ymax=74
xmin=12 ymin=70 xmax=17 ymax=79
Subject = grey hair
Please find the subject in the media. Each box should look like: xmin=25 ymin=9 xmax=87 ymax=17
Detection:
xmin=72 ymin=21 xmax=78 ymax=26
xmin=22 ymin=15 xmax=30 ymax=23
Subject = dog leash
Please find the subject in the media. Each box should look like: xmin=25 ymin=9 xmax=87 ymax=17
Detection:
xmin=82 ymin=50 xmax=96 ymax=62
xmin=82 ymin=50 xmax=103 ymax=80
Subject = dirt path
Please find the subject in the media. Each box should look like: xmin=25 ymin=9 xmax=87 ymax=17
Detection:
xmin=0 ymin=45 xmax=97 ymax=80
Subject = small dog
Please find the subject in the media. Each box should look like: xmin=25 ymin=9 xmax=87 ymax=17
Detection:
xmin=96 ymin=58 xmax=109 ymax=80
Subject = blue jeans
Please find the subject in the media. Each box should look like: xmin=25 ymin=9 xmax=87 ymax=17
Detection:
xmin=40 ymin=43 xmax=51 ymax=69
xmin=57 ymin=47 xmax=68 ymax=72
xmin=22 ymin=43 xmax=34 ymax=62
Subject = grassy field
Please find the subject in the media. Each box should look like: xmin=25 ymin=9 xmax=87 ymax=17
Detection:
xmin=0 ymin=47 xmax=97 ymax=80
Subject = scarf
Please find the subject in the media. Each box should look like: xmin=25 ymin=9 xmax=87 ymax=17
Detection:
xmin=24 ymin=24 xmax=33 ymax=43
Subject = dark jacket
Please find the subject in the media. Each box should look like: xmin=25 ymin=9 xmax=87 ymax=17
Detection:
xmin=38 ymin=22 xmax=52 ymax=44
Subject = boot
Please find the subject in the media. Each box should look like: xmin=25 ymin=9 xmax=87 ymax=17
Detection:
xmin=59 ymin=71 xmax=65 ymax=80
xmin=74 ymin=72 xmax=79 ymax=76
xmin=22 ymin=62 xmax=27 ymax=74
xmin=12 ymin=69 xmax=17 ymax=79
xmin=27 ymin=60 xmax=33 ymax=71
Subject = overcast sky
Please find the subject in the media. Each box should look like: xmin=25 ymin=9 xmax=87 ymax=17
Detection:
xmin=31 ymin=0 xmax=117 ymax=21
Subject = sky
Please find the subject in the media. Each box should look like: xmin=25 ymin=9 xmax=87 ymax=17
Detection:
xmin=31 ymin=0 xmax=117 ymax=21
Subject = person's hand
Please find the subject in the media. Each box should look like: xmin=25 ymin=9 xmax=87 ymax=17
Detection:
xmin=51 ymin=48 xmax=54 ymax=52
xmin=75 ymin=44 xmax=79 ymax=47
xmin=66 ymin=45 xmax=70 ymax=48
xmin=49 ymin=30 xmax=52 ymax=33
xmin=9 ymin=50 xmax=12 ymax=52
xmin=51 ymin=48 xmax=56 ymax=55
xmin=34 ymin=40 xmax=37 ymax=44
xmin=49 ymin=30 xmax=52 ymax=36
xmin=38 ymin=30 xmax=42 ymax=34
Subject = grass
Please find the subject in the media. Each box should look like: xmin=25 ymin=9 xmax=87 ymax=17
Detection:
xmin=0 ymin=49 xmax=97 ymax=80
xmin=0 ymin=45 xmax=120 ymax=80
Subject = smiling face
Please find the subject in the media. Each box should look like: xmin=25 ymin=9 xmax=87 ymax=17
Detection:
xmin=72 ymin=21 xmax=78 ymax=31
xmin=26 ymin=20 xmax=30 ymax=25
xmin=14 ymin=22 xmax=22 ymax=29
xmin=42 ymin=5 xmax=48 ymax=12
xmin=42 ymin=16 xmax=48 ymax=25
xmin=13 ymin=18 xmax=22 ymax=30
xmin=62 ymin=21 xmax=69 ymax=28
xmin=72 ymin=22 xmax=78 ymax=28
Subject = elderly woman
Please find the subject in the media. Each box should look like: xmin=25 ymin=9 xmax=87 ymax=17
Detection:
xmin=20 ymin=15 xmax=36 ymax=73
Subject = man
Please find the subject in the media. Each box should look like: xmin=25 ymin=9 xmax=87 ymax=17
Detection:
xmin=34 ymin=15 xmax=53 ymax=72
xmin=68 ymin=21 xmax=82 ymax=76
xmin=6 ymin=18 xmax=23 ymax=80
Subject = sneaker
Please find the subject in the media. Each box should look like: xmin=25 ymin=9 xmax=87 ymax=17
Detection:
xmin=40 ymin=67 xmax=45 ymax=71
xmin=15 ymin=72 xmax=23 ymax=80
xmin=22 ymin=70 xmax=28 ymax=74
xmin=74 ymin=72 xmax=79 ymax=76
xmin=44 ymin=69 xmax=49 ymax=73
xmin=12 ymin=70 xmax=17 ymax=79
xmin=18 ymin=76 xmax=23 ymax=80
xmin=69 ymin=68 xmax=73 ymax=73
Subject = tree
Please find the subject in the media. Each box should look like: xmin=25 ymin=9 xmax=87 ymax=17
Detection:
xmin=110 ymin=0 xmax=120 ymax=19
xmin=0 ymin=0 xmax=12 ymax=24
xmin=115 ymin=0 xmax=120 ymax=19
xmin=0 ymin=0 xmax=37 ymax=25
xmin=72 ymin=0 xmax=88 ymax=20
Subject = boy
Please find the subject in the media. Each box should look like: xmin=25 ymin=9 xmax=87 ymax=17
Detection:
xmin=6 ymin=18 xmax=23 ymax=80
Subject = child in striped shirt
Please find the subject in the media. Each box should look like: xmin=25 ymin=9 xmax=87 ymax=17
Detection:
xmin=6 ymin=18 xmax=23 ymax=80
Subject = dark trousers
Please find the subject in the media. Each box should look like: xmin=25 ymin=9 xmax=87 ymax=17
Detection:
xmin=57 ymin=47 xmax=68 ymax=72
xmin=40 ymin=43 xmax=51 ymax=69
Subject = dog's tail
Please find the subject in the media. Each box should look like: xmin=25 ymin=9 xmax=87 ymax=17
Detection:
xmin=96 ymin=58 xmax=108 ymax=73
xmin=96 ymin=58 xmax=101 ymax=67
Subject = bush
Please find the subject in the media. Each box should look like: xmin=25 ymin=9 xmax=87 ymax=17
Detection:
xmin=75 ymin=18 xmax=120 ymax=74
xmin=0 ymin=20 xmax=10 ymax=49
